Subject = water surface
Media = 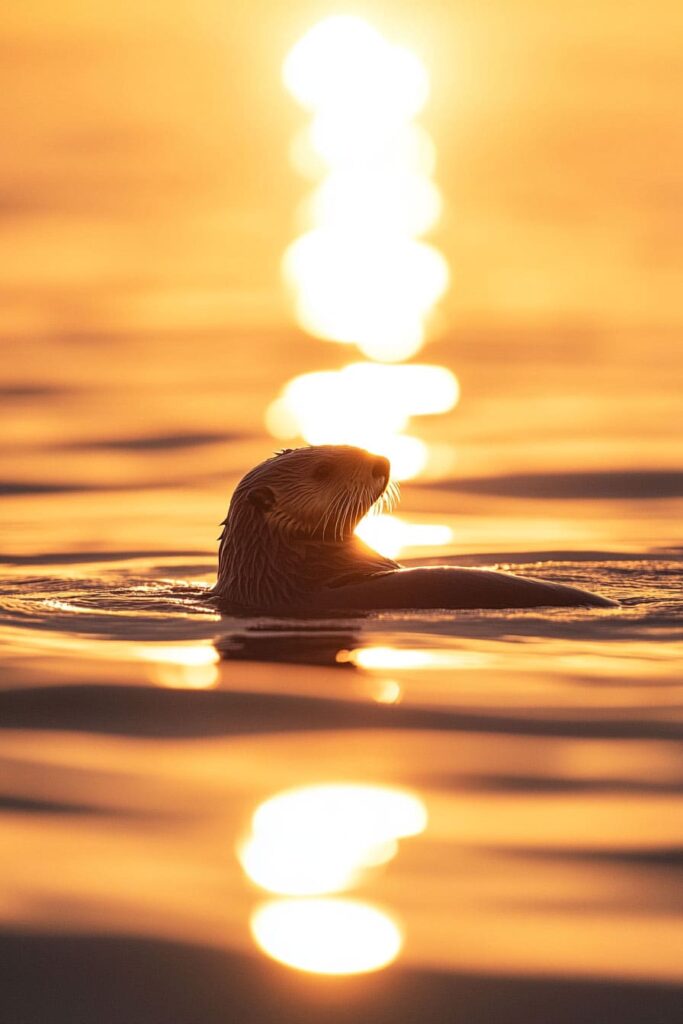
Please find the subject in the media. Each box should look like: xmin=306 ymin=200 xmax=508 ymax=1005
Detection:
xmin=2 ymin=333 xmax=682 ymax=1022
xmin=2 ymin=1 xmax=683 ymax=1013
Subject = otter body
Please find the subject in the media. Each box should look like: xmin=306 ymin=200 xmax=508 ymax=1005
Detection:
xmin=311 ymin=566 xmax=612 ymax=612
xmin=212 ymin=446 xmax=615 ymax=614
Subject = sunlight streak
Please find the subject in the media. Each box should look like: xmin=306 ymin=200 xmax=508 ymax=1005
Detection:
xmin=282 ymin=15 xmax=449 ymax=363
xmin=270 ymin=15 xmax=458 ymax=556
xmin=265 ymin=362 xmax=458 ymax=481
xmin=346 ymin=646 xmax=494 ymax=671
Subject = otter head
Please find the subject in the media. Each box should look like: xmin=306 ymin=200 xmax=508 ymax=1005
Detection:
xmin=238 ymin=445 xmax=394 ymax=541
xmin=213 ymin=445 xmax=399 ymax=609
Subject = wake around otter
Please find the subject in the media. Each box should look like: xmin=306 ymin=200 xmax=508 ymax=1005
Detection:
xmin=211 ymin=446 xmax=615 ymax=613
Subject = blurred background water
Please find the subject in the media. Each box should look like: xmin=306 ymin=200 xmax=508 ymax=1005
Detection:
xmin=1 ymin=2 xmax=682 ymax=1021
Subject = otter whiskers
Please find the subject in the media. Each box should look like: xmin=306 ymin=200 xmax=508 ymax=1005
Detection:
xmin=368 ymin=478 xmax=400 ymax=517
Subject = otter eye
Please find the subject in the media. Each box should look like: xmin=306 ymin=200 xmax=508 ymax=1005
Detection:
xmin=312 ymin=464 xmax=332 ymax=481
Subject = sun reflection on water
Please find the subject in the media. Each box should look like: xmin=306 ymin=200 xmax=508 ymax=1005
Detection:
xmin=266 ymin=362 xmax=459 ymax=482
xmin=281 ymin=14 xmax=448 ymax=364
xmin=345 ymin=646 xmax=494 ymax=672
xmin=251 ymin=899 xmax=403 ymax=976
xmin=269 ymin=14 xmax=456 ymax=554
xmin=282 ymin=19 xmax=446 ymax=356
xmin=240 ymin=783 xmax=427 ymax=974
xmin=136 ymin=643 xmax=220 ymax=689
xmin=355 ymin=514 xmax=454 ymax=557
xmin=239 ymin=783 xmax=426 ymax=897
xmin=282 ymin=233 xmax=449 ymax=362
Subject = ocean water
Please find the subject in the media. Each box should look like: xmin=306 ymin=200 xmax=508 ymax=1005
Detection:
xmin=1 ymin=330 xmax=682 ymax=1023
xmin=2 ymin=1 xmax=682 ymax=1016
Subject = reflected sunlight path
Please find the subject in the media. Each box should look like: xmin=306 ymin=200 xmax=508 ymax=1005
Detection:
xmin=281 ymin=15 xmax=448 ymax=362
xmin=240 ymin=783 xmax=427 ymax=975
xmin=267 ymin=15 xmax=458 ymax=557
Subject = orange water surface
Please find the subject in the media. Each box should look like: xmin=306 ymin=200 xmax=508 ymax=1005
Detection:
xmin=1 ymin=3 xmax=682 ymax=1022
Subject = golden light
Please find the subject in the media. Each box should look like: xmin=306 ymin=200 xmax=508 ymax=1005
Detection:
xmin=265 ymin=362 xmax=459 ymax=481
xmin=283 ymin=16 xmax=428 ymax=118
xmin=355 ymin=514 xmax=454 ymax=558
xmin=346 ymin=646 xmax=495 ymax=672
xmin=238 ymin=783 xmax=427 ymax=897
xmin=253 ymin=784 xmax=426 ymax=843
xmin=310 ymin=170 xmax=442 ymax=239
xmin=305 ymin=118 xmax=436 ymax=176
xmin=281 ymin=15 xmax=449 ymax=363
xmin=283 ymin=231 xmax=449 ymax=362
xmin=372 ymin=679 xmax=403 ymax=704
xmin=347 ymin=646 xmax=437 ymax=671
xmin=250 ymin=898 xmax=403 ymax=975
xmin=136 ymin=643 xmax=219 ymax=689
xmin=238 ymin=832 xmax=397 ymax=898
xmin=270 ymin=16 xmax=458 ymax=556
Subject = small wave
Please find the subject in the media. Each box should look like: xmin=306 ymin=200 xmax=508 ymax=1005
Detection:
xmin=414 ymin=470 xmax=683 ymax=500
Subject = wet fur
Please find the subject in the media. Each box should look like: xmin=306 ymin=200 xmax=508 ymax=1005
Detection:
xmin=213 ymin=446 xmax=398 ymax=610
xmin=212 ymin=446 xmax=615 ymax=613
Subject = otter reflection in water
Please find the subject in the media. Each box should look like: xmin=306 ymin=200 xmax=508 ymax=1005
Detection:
xmin=211 ymin=446 xmax=614 ymax=613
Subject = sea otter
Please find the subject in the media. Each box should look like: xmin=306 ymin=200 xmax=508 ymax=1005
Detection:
xmin=211 ymin=445 xmax=615 ymax=613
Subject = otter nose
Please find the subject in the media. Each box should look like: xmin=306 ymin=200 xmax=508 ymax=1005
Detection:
xmin=371 ymin=456 xmax=390 ymax=481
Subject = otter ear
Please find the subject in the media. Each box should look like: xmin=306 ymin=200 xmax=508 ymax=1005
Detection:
xmin=247 ymin=485 xmax=276 ymax=512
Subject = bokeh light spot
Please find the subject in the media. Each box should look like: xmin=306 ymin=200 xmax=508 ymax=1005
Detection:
xmin=238 ymin=783 xmax=427 ymax=897
xmin=251 ymin=898 xmax=403 ymax=975
xmin=136 ymin=643 xmax=219 ymax=689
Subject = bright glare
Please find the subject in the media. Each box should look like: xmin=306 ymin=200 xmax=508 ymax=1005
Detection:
xmin=136 ymin=644 xmax=219 ymax=689
xmin=238 ymin=832 xmax=397 ymax=898
xmin=282 ymin=15 xmax=449 ymax=364
xmin=283 ymin=16 xmax=428 ymax=117
xmin=274 ymin=16 xmax=455 ymax=479
xmin=306 ymin=119 xmax=436 ymax=176
xmin=350 ymin=646 xmax=438 ymax=671
xmin=349 ymin=646 xmax=494 ymax=671
xmin=252 ymin=784 xmax=426 ymax=842
xmin=355 ymin=514 xmax=454 ymax=558
xmin=284 ymin=231 xmax=449 ymax=362
xmin=251 ymin=898 xmax=402 ymax=975
xmin=310 ymin=170 xmax=442 ymax=238
xmin=238 ymin=783 xmax=427 ymax=897
xmin=265 ymin=362 xmax=458 ymax=481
